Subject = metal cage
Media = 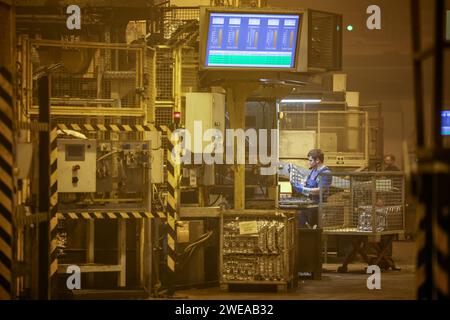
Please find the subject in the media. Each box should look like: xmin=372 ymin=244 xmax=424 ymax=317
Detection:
xmin=319 ymin=172 xmax=405 ymax=236
xmin=279 ymin=111 xmax=369 ymax=168
xmin=23 ymin=39 xmax=146 ymax=117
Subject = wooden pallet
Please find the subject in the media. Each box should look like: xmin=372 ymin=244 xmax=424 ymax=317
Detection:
xmin=220 ymin=280 xmax=293 ymax=293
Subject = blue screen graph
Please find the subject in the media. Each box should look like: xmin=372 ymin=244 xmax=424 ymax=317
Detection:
xmin=205 ymin=12 xmax=301 ymax=68
xmin=442 ymin=110 xmax=450 ymax=135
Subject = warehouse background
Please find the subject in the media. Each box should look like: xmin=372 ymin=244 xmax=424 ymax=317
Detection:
xmin=269 ymin=0 xmax=424 ymax=169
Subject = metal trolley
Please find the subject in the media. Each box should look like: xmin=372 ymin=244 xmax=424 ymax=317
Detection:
xmin=319 ymin=172 xmax=405 ymax=272
xmin=220 ymin=210 xmax=297 ymax=292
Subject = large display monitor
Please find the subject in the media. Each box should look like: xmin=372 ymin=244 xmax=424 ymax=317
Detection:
xmin=201 ymin=10 xmax=303 ymax=70
xmin=442 ymin=110 xmax=450 ymax=135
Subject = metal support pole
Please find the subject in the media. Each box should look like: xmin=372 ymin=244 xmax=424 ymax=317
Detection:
xmin=433 ymin=0 xmax=444 ymax=149
xmin=226 ymin=83 xmax=258 ymax=210
xmin=0 ymin=66 xmax=14 ymax=300
xmin=165 ymin=126 xmax=181 ymax=296
xmin=411 ymin=0 xmax=450 ymax=300
xmin=411 ymin=0 xmax=425 ymax=147
xmin=37 ymin=75 xmax=50 ymax=300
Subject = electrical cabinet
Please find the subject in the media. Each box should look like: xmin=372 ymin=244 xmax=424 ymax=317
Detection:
xmin=186 ymin=92 xmax=225 ymax=186
xmin=185 ymin=92 xmax=225 ymax=154
xmin=57 ymin=139 xmax=97 ymax=193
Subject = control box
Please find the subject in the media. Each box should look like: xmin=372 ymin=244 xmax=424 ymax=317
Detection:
xmin=57 ymin=139 xmax=97 ymax=193
xmin=185 ymin=92 xmax=225 ymax=154
xmin=185 ymin=92 xmax=225 ymax=186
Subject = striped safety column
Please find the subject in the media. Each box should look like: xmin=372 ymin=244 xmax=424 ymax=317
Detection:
xmin=49 ymin=127 xmax=58 ymax=298
xmin=433 ymin=163 xmax=450 ymax=299
xmin=0 ymin=66 xmax=14 ymax=300
xmin=414 ymin=166 xmax=434 ymax=299
xmin=416 ymin=198 xmax=432 ymax=299
xmin=165 ymin=126 xmax=181 ymax=294
xmin=415 ymin=161 xmax=450 ymax=299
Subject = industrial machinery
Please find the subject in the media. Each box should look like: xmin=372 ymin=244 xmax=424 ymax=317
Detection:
xmin=7 ymin=0 xmax=350 ymax=299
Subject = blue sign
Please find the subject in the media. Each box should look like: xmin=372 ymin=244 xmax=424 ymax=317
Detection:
xmin=442 ymin=110 xmax=450 ymax=136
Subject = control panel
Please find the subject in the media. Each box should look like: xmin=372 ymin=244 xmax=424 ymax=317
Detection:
xmin=57 ymin=139 xmax=97 ymax=193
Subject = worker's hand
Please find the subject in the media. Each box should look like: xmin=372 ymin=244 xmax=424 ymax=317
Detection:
xmin=291 ymin=181 xmax=311 ymax=196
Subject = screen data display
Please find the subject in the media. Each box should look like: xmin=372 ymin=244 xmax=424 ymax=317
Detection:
xmin=442 ymin=110 xmax=450 ymax=136
xmin=205 ymin=12 xmax=301 ymax=68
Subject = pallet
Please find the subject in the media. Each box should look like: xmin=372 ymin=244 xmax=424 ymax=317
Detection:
xmin=220 ymin=281 xmax=291 ymax=293
xmin=67 ymin=289 xmax=149 ymax=300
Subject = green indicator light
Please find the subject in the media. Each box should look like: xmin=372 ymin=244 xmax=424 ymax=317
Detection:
xmin=347 ymin=25 xmax=354 ymax=31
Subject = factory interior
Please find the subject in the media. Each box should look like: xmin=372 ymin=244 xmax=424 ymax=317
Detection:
xmin=0 ymin=0 xmax=449 ymax=302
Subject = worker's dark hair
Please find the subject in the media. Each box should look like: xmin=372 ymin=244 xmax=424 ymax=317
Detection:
xmin=385 ymin=154 xmax=396 ymax=162
xmin=307 ymin=149 xmax=324 ymax=163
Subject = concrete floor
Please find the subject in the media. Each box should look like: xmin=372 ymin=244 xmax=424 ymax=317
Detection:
xmin=176 ymin=241 xmax=415 ymax=300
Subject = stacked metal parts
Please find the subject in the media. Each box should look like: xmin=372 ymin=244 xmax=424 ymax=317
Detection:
xmin=356 ymin=205 xmax=403 ymax=232
xmin=221 ymin=212 xmax=296 ymax=286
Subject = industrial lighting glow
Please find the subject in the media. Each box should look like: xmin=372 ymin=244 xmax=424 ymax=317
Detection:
xmin=280 ymin=99 xmax=322 ymax=104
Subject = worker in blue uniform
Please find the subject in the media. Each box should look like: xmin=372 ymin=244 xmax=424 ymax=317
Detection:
xmin=290 ymin=149 xmax=332 ymax=228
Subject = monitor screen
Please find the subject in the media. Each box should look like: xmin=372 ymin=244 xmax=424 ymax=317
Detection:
xmin=205 ymin=12 xmax=301 ymax=69
xmin=442 ymin=110 xmax=450 ymax=136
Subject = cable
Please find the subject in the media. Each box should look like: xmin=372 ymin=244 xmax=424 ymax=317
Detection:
xmin=183 ymin=230 xmax=213 ymax=253
xmin=179 ymin=230 xmax=214 ymax=270
xmin=97 ymin=150 xmax=120 ymax=162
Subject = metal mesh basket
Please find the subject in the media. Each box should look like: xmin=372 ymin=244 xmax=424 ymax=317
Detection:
xmin=319 ymin=172 xmax=405 ymax=235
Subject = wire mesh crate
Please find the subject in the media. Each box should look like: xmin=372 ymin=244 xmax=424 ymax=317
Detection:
xmin=319 ymin=172 xmax=405 ymax=236
xmin=220 ymin=210 xmax=296 ymax=291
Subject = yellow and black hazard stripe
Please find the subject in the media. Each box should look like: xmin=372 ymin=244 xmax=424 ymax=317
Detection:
xmin=414 ymin=161 xmax=450 ymax=299
xmin=416 ymin=200 xmax=432 ymax=299
xmin=56 ymin=123 xmax=168 ymax=133
xmin=56 ymin=211 xmax=165 ymax=220
xmin=433 ymin=167 xmax=450 ymax=299
xmin=49 ymin=127 xmax=58 ymax=298
xmin=0 ymin=66 xmax=14 ymax=300
xmin=434 ymin=208 xmax=449 ymax=298
xmin=165 ymin=127 xmax=181 ymax=278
